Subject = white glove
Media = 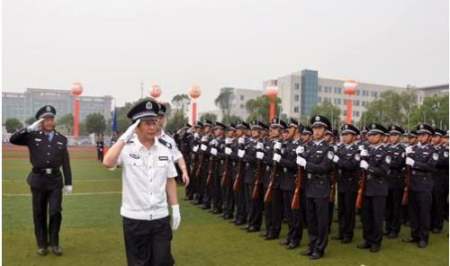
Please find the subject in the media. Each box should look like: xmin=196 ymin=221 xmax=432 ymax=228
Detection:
xmin=360 ymin=149 xmax=369 ymax=157
xmin=238 ymin=137 xmax=245 ymax=144
xmin=406 ymin=157 xmax=415 ymax=166
xmin=256 ymin=142 xmax=264 ymax=150
xmin=274 ymin=141 xmax=282 ymax=150
xmin=225 ymin=138 xmax=232 ymax=145
xmin=296 ymin=156 xmax=306 ymax=167
xmin=63 ymin=185 xmax=73 ymax=194
xmin=358 ymin=145 xmax=364 ymax=151
xmin=194 ymin=133 xmax=199 ymax=139
xmin=256 ymin=151 xmax=264 ymax=159
xmin=273 ymin=153 xmax=281 ymax=162
xmin=405 ymin=146 xmax=413 ymax=155
xmin=193 ymin=145 xmax=199 ymax=152
xmin=333 ymin=155 xmax=339 ymax=163
xmin=201 ymin=136 xmax=207 ymax=141
xmin=119 ymin=119 xmax=140 ymax=142
xmin=171 ymin=204 xmax=181 ymax=230
xmin=200 ymin=144 xmax=207 ymax=151
xmin=296 ymin=145 xmax=304 ymax=155
xmin=210 ymin=148 xmax=217 ymax=156
xmin=225 ymin=147 xmax=232 ymax=155
xmin=360 ymin=160 xmax=369 ymax=170
xmin=238 ymin=149 xmax=245 ymax=158
xmin=27 ymin=118 xmax=44 ymax=132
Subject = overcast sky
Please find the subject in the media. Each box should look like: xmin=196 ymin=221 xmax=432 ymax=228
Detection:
xmin=3 ymin=0 xmax=449 ymax=111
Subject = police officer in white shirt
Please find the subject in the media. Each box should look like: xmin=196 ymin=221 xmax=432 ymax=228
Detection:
xmin=103 ymin=99 xmax=180 ymax=266
xmin=156 ymin=102 xmax=190 ymax=187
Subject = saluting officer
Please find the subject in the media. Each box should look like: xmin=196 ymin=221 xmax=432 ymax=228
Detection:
xmin=331 ymin=123 xmax=360 ymax=244
xmin=103 ymin=99 xmax=180 ymax=266
xmin=384 ymin=125 xmax=406 ymax=239
xmin=10 ymin=105 xmax=72 ymax=256
xmin=297 ymin=115 xmax=334 ymax=260
xmin=357 ymin=123 xmax=389 ymax=253
xmin=402 ymin=123 xmax=439 ymax=248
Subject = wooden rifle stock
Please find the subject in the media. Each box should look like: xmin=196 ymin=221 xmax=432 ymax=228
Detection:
xmin=291 ymin=166 xmax=304 ymax=210
xmin=206 ymin=157 xmax=214 ymax=187
xmin=232 ymin=160 xmax=243 ymax=192
xmin=401 ymin=165 xmax=412 ymax=205
xmin=330 ymin=169 xmax=337 ymax=203
xmin=355 ymin=169 xmax=366 ymax=209
xmin=264 ymin=163 xmax=278 ymax=204
xmin=220 ymin=157 xmax=229 ymax=187
xmin=251 ymin=160 xmax=262 ymax=199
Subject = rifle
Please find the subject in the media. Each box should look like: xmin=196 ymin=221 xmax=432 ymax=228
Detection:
xmin=233 ymin=141 xmax=245 ymax=192
xmin=194 ymin=142 xmax=206 ymax=177
xmin=290 ymin=166 xmax=304 ymax=209
xmin=220 ymin=156 xmax=230 ymax=187
xmin=330 ymin=167 xmax=337 ymax=203
xmin=206 ymin=155 xmax=214 ymax=187
xmin=264 ymin=141 xmax=282 ymax=204
xmin=355 ymin=169 xmax=366 ymax=209
xmin=401 ymin=165 xmax=412 ymax=205
xmin=251 ymin=159 xmax=263 ymax=199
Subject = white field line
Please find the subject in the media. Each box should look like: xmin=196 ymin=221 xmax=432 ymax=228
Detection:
xmin=3 ymin=191 xmax=122 ymax=197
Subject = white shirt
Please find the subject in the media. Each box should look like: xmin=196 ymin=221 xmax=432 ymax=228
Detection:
xmin=117 ymin=136 xmax=178 ymax=221
xmin=160 ymin=130 xmax=183 ymax=161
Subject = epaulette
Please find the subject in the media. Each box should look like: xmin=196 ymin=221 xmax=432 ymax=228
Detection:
xmin=158 ymin=138 xmax=173 ymax=149
xmin=126 ymin=140 xmax=134 ymax=144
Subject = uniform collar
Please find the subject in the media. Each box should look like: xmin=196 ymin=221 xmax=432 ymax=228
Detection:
xmin=132 ymin=135 xmax=160 ymax=152
xmin=313 ymin=139 xmax=325 ymax=145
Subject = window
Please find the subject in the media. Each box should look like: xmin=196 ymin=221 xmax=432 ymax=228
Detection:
xmin=318 ymin=86 xmax=322 ymax=92
xmin=240 ymin=95 xmax=244 ymax=101
xmin=295 ymin=83 xmax=300 ymax=90
xmin=353 ymin=111 xmax=360 ymax=117
xmin=371 ymin=91 xmax=378 ymax=98
xmin=355 ymin=89 xmax=360 ymax=96
xmin=334 ymin=98 xmax=341 ymax=105
xmin=295 ymin=95 xmax=299 ymax=101
xmin=353 ymin=100 xmax=360 ymax=106
xmin=240 ymin=104 xmax=244 ymax=109
xmin=362 ymin=90 xmax=369 ymax=96
xmin=334 ymin=87 xmax=342 ymax=94
xmin=294 ymin=107 xmax=299 ymax=113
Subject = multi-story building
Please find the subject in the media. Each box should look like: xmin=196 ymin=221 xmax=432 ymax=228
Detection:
xmin=2 ymin=88 xmax=113 ymax=123
xmin=412 ymin=84 xmax=449 ymax=104
xmin=216 ymin=87 xmax=262 ymax=120
xmin=263 ymin=69 xmax=407 ymax=122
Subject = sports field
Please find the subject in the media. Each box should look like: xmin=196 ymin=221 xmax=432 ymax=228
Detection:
xmin=2 ymin=145 xmax=449 ymax=266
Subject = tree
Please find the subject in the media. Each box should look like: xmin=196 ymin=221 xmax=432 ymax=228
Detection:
xmin=222 ymin=114 xmax=242 ymax=125
xmin=245 ymin=96 xmax=282 ymax=123
xmin=25 ymin=117 xmax=36 ymax=126
xmin=311 ymin=102 xmax=341 ymax=129
xmin=171 ymin=94 xmax=190 ymax=113
xmin=199 ymin=112 xmax=217 ymax=123
xmin=165 ymin=110 xmax=188 ymax=133
xmin=57 ymin=113 xmax=74 ymax=135
xmin=85 ymin=113 xmax=106 ymax=135
xmin=360 ymin=90 xmax=418 ymax=129
xmin=215 ymin=87 xmax=234 ymax=119
xmin=410 ymin=95 xmax=449 ymax=129
xmin=5 ymin=118 xmax=23 ymax=133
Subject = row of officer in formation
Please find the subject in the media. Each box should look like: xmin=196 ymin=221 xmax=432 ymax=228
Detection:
xmin=174 ymin=115 xmax=448 ymax=260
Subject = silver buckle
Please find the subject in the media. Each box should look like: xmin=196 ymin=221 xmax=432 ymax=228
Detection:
xmin=45 ymin=168 xmax=52 ymax=174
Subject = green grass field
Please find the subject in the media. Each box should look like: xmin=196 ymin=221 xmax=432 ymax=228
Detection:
xmin=3 ymin=145 xmax=449 ymax=266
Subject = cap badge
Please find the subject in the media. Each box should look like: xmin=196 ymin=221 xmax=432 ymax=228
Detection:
xmin=145 ymin=102 xmax=152 ymax=110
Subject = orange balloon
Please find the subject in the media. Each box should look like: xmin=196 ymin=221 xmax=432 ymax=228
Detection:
xmin=150 ymin=84 xmax=162 ymax=98
xmin=189 ymin=85 xmax=201 ymax=99
xmin=71 ymin=82 xmax=83 ymax=96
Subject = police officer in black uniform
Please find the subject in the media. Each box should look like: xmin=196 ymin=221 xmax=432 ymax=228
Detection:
xmin=10 ymin=105 xmax=72 ymax=256
xmin=402 ymin=123 xmax=439 ymax=248
xmin=96 ymin=134 xmax=105 ymax=162
xmin=430 ymin=128 xmax=446 ymax=233
xmin=297 ymin=115 xmax=334 ymax=260
xmin=384 ymin=125 xmax=406 ymax=239
xmin=331 ymin=123 xmax=360 ymax=244
xmin=357 ymin=123 xmax=390 ymax=253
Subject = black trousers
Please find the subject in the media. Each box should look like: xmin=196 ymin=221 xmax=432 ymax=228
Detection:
xmin=97 ymin=148 xmax=104 ymax=162
xmin=212 ymin=172 xmax=223 ymax=211
xmin=409 ymin=190 xmax=432 ymax=242
xmin=234 ymin=185 xmax=247 ymax=223
xmin=123 ymin=217 xmax=174 ymax=266
xmin=264 ymin=188 xmax=282 ymax=237
xmin=361 ymin=195 xmax=386 ymax=247
xmin=337 ymin=191 xmax=357 ymax=240
xmin=31 ymin=187 xmax=63 ymax=248
xmin=222 ymin=175 xmax=235 ymax=218
xmin=306 ymin=197 xmax=329 ymax=254
xmin=385 ymin=188 xmax=402 ymax=234
xmin=248 ymin=183 xmax=264 ymax=230
xmin=282 ymin=190 xmax=302 ymax=245
xmin=431 ymin=184 xmax=445 ymax=231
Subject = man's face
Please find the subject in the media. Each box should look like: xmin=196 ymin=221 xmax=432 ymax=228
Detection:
xmin=408 ymin=136 xmax=417 ymax=145
xmin=236 ymin=129 xmax=243 ymax=137
xmin=204 ymin=126 xmax=211 ymax=134
xmin=418 ymin=133 xmax=430 ymax=144
xmin=282 ymin=130 xmax=290 ymax=140
xmin=389 ymin=134 xmax=400 ymax=144
xmin=301 ymin=134 xmax=311 ymax=143
xmin=443 ymin=137 xmax=449 ymax=145
xmin=136 ymin=118 xmax=159 ymax=140
xmin=215 ymin=128 xmax=224 ymax=137
xmin=288 ymin=127 xmax=296 ymax=137
xmin=312 ymin=126 xmax=326 ymax=140
xmin=368 ymin=133 xmax=382 ymax=144
xmin=251 ymin=129 xmax=261 ymax=138
xmin=269 ymin=127 xmax=281 ymax=138
xmin=41 ymin=116 xmax=56 ymax=132
xmin=431 ymin=135 xmax=442 ymax=145
xmin=342 ymin=133 xmax=355 ymax=144
xmin=383 ymin=135 xmax=389 ymax=143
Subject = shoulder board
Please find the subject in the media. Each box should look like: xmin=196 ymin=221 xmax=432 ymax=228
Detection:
xmin=126 ymin=140 xmax=134 ymax=144
xmin=159 ymin=138 xmax=172 ymax=149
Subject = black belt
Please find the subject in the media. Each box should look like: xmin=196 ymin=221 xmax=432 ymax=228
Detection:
xmin=32 ymin=167 xmax=60 ymax=175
